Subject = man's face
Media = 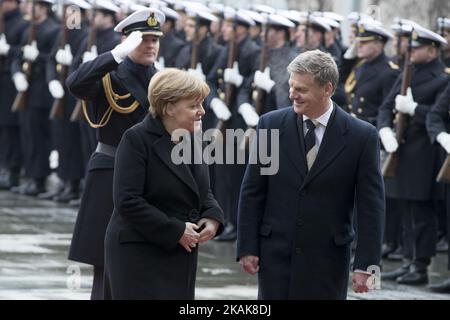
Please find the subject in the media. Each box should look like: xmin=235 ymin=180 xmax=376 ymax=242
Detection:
xmin=184 ymin=18 xmax=196 ymax=42
xmin=289 ymin=72 xmax=330 ymax=118
xmin=411 ymin=45 xmax=437 ymax=64
xmin=128 ymin=34 xmax=160 ymax=66
xmin=357 ymin=40 xmax=382 ymax=59
xmin=221 ymin=21 xmax=233 ymax=42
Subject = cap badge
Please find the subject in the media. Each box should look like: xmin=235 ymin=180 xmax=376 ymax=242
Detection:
xmin=147 ymin=13 xmax=158 ymax=27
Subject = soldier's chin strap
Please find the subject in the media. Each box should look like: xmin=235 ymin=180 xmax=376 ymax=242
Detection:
xmin=83 ymin=73 xmax=140 ymax=129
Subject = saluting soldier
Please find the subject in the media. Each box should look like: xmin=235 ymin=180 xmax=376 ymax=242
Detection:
xmin=66 ymin=8 xmax=165 ymax=299
xmin=426 ymin=78 xmax=450 ymax=293
xmin=205 ymin=8 xmax=260 ymax=241
xmin=10 ymin=0 xmax=60 ymax=196
xmin=174 ymin=6 xmax=222 ymax=131
xmin=0 ymin=0 xmax=28 ymax=190
xmin=378 ymin=24 xmax=448 ymax=285
xmin=43 ymin=0 xmax=91 ymax=202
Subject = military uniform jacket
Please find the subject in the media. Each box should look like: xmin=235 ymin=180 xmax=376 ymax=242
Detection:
xmin=377 ymin=58 xmax=449 ymax=200
xmin=206 ymin=35 xmax=260 ymax=130
xmin=66 ymin=53 xmax=156 ymax=170
xmin=159 ymin=29 xmax=185 ymax=68
xmin=427 ymin=77 xmax=450 ymax=142
xmin=11 ymin=17 xmax=60 ymax=109
xmin=345 ymin=53 xmax=400 ymax=125
xmin=0 ymin=9 xmax=28 ymax=126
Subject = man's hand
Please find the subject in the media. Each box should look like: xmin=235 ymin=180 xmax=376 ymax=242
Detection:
xmin=352 ymin=272 xmax=371 ymax=293
xmin=23 ymin=40 xmax=39 ymax=62
xmin=239 ymin=255 xmax=259 ymax=275
xmin=254 ymin=67 xmax=275 ymax=93
xmin=0 ymin=34 xmax=10 ymax=56
xmin=197 ymin=218 xmax=220 ymax=244
xmin=111 ymin=30 xmax=143 ymax=63
xmin=188 ymin=62 xmax=206 ymax=82
xmin=178 ymin=222 xmax=200 ymax=253
xmin=82 ymin=45 xmax=98 ymax=63
xmin=437 ymin=132 xmax=450 ymax=154
xmin=56 ymin=44 xmax=73 ymax=66
xmin=379 ymin=127 xmax=399 ymax=153
xmin=210 ymin=97 xmax=232 ymax=121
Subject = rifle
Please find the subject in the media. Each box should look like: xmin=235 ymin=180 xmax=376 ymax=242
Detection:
xmin=382 ymin=29 xmax=413 ymax=177
xmin=395 ymin=19 xmax=403 ymax=67
xmin=304 ymin=12 xmax=310 ymax=51
xmin=49 ymin=1 xmax=69 ymax=120
xmin=11 ymin=0 xmax=37 ymax=112
xmin=70 ymin=4 xmax=97 ymax=122
xmin=437 ymin=17 xmax=446 ymax=62
xmin=213 ymin=19 xmax=238 ymax=137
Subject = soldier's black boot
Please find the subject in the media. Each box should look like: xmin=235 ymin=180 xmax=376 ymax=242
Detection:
xmin=54 ymin=180 xmax=80 ymax=203
xmin=396 ymin=259 xmax=429 ymax=285
xmin=381 ymin=259 xmax=411 ymax=281
xmin=11 ymin=180 xmax=32 ymax=194
xmin=428 ymin=278 xmax=450 ymax=293
xmin=25 ymin=178 xmax=46 ymax=197
xmin=37 ymin=180 xmax=64 ymax=200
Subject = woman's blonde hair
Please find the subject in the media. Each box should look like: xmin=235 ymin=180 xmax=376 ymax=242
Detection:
xmin=148 ymin=68 xmax=210 ymax=117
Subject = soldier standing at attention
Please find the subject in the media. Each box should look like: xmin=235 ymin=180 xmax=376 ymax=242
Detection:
xmin=66 ymin=8 xmax=166 ymax=299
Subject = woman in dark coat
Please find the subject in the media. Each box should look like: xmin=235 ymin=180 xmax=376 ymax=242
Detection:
xmin=104 ymin=68 xmax=224 ymax=299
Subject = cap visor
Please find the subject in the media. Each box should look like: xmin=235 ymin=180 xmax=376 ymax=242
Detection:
xmin=141 ymin=31 xmax=164 ymax=37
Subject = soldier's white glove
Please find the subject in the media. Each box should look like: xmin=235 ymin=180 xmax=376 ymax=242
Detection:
xmin=254 ymin=67 xmax=275 ymax=93
xmin=437 ymin=132 xmax=450 ymax=154
xmin=210 ymin=97 xmax=231 ymax=121
xmin=0 ymin=34 xmax=10 ymax=56
xmin=48 ymin=80 xmax=64 ymax=99
xmin=379 ymin=127 xmax=399 ymax=153
xmin=12 ymin=72 xmax=28 ymax=92
xmin=56 ymin=44 xmax=73 ymax=66
xmin=343 ymin=41 xmax=357 ymax=60
xmin=188 ymin=63 xmax=205 ymax=82
xmin=395 ymin=87 xmax=418 ymax=116
xmin=111 ymin=30 xmax=143 ymax=63
xmin=82 ymin=45 xmax=98 ymax=63
xmin=154 ymin=56 xmax=165 ymax=71
xmin=238 ymin=103 xmax=259 ymax=127
xmin=23 ymin=40 xmax=39 ymax=62
xmin=224 ymin=61 xmax=243 ymax=87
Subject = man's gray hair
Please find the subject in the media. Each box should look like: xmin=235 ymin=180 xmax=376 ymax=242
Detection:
xmin=287 ymin=50 xmax=339 ymax=92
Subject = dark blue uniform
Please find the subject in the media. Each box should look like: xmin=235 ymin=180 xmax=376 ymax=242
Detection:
xmin=159 ymin=29 xmax=185 ymax=68
xmin=378 ymin=58 xmax=448 ymax=278
xmin=0 ymin=8 xmax=28 ymax=189
xmin=10 ymin=16 xmax=60 ymax=194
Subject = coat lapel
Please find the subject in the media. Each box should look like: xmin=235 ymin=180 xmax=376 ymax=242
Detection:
xmin=301 ymin=105 xmax=348 ymax=188
xmin=280 ymin=108 xmax=307 ymax=180
xmin=116 ymin=63 xmax=151 ymax=112
xmin=144 ymin=115 xmax=200 ymax=199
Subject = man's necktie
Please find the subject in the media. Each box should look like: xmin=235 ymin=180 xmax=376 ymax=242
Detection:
xmin=304 ymin=119 xmax=318 ymax=170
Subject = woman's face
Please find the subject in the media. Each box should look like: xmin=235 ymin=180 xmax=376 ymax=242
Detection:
xmin=165 ymin=98 xmax=205 ymax=133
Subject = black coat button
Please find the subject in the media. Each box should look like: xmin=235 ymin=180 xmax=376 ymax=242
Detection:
xmin=188 ymin=209 xmax=200 ymax=222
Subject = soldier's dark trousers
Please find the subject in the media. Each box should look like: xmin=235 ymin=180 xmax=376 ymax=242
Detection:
xmin=0 ymin=125 xmax=22 ymax=173
xmin=79 ymin=120 xmax=96 ymax=171
xmin=19 ymin=107 xmax=51 ymax=180
xmin=384 ymin=198 xmax=403 ymax=246
xmin=400 ymin=200 xmax=437 ymax=265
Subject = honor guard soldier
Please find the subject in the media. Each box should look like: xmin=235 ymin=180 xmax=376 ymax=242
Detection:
xmin=426 ymin=77 xmax=450 ymax=293
xmin=378 ymin=24 xmax=448 ymax=285
xmin=0 ymin=0 xmax=28 ymax=190
xmin=342 ymin=19 xmax=399 ymax=126
xmin=66 ymin=8 xmax=165 ymax=299
xmin=158 ymin=5 xmax=185 ymax=68
xmin=174 ymin=5 xmax=223 ymax=130
xmin=10 ymin=0 xmax=60 ymax=196
xmin=43 ymin=0 xmax=91 ymax=202
xmin=206 ymin=8 xmax=260 ymax=241
xmin=253 ymin=13 xmax=297 ymax=113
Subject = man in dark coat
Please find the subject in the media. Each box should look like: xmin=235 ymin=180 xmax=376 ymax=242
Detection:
xmin=237 ymin=50 xmax=385 ymax=300
xmin=66 ymin=7 xmax=165 ymax=299
xmin=378 ymin=25 xmax=449 ymax=285
xmin=158 ymin=6 xmax=185 ymax=68
xmin=0 ymin=0 xmax=28 ymax=190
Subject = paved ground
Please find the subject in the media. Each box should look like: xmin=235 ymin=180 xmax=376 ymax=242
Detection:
xmin=0 ymin=187 xmax=449 ymax=300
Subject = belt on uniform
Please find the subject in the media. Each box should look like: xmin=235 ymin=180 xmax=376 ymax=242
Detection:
xmin=95 ymin=142 xmax=117 ymax=158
